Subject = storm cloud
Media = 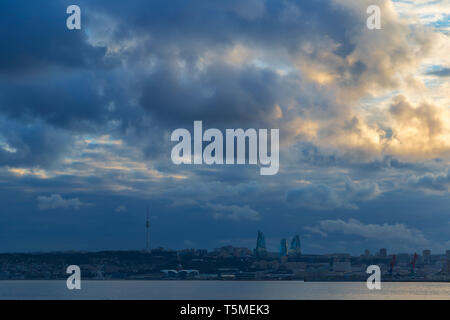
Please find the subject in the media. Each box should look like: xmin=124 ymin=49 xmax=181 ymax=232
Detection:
xmin=0 ymin=0 xmax=448 ymax=253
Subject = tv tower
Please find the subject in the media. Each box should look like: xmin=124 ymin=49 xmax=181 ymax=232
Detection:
xmin=146 ymin=207 xmax=150 ymax=252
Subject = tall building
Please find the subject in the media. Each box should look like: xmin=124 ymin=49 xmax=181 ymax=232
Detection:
xmin=290 ymin=235 xmax=301 ymax=255
xmin=255 ymin=231 xmax=267 ymax=257
xmin=379 ymin=248 xmax=387 ymax=258
xmin=280 ymin=238 xmax=288 ymax=257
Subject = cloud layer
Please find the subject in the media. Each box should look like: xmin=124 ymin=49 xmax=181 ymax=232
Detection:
xmin=0 ymin=0 xmax=448 ymax=253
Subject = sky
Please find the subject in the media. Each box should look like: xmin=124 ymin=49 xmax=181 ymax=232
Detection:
xmin=0 ymin=0 xmax=449 ymax=255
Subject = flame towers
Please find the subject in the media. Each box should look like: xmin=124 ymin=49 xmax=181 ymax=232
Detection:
xmin=280 ymin=238 xmax=289 ymax=257
xmin=254 ymin=231 xmax=302 ymax=258
xmin=290 ymin=235 xmax=301 ymax=255
xmin=255 ymin=231 xmax=267 ymax=257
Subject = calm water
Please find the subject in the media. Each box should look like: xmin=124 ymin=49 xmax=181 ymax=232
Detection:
xmin=1 ymin=281 xmax=450 ymax=300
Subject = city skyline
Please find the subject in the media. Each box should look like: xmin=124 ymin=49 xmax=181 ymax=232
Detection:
xmin=2 ymin=223 xmax=449 ymax=258
xmin=2 ymin=238 xmax=450 ymax=282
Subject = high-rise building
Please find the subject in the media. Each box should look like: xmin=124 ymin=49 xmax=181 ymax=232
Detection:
xmin=255 ymin=231 xmax=267 ymax=257
xmin=364 ymin=249 xmax=370 ymax=258
xmin=290 ymin=235 xmax=301 ymax=255
xmin=379 ymin=248 xmax=387 ymax=258
xmin=280 ymin=238 xmax=288 ymax=257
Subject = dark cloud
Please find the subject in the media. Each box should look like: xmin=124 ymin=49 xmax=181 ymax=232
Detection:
xmin=0 ymin=118 xmax=73 ymax=167
xmin=0 ymin=0 xmax=108 ymax=76
xmin=426 ymin=67 xmax=450 ymax=77
xmin=309 ymin=218 xmax=431 ymax=252
xmin=408 ymin=171 xmax=450 ymax=192
xmin=286 ymin=178 xmax=380 ymax=210
xmin=0 ymin=72 xmax=109 ymax=129
xmin=140 ymin=63 xmax=283 ymax=128
xmin=287 ymin=184 xmax=343 ymax=210
xmin=81 ymin=0 xmax=356 ymax=52
xmin=344 ymin=178 xmax=380 ymax=202
xmin=0 ymin=0 xmax=435 ymax=165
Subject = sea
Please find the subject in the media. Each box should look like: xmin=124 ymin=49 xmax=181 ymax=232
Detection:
xmin=1 ymin=281 xmax=450 ymax=300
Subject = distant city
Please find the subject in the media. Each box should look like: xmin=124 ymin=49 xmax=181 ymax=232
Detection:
xmin=1 ymin=230 xmax=450 ymax=282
